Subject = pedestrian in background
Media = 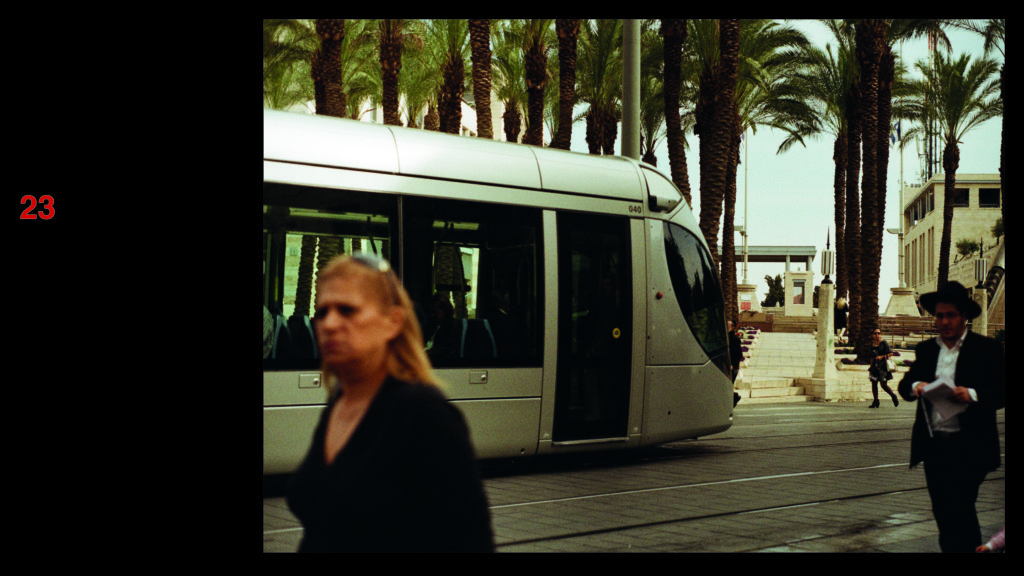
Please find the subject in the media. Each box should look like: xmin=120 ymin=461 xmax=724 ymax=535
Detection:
xmin=898 ymin=281 xmax=1005 ymax=553
xmin=835 ymin=297 xmax=848 ymax=344
xmin=868 ymin=329 xmax=898 ymax=408
xmin=287 ymin=253 xmax=494 ymax=553
xmin=728 ymin=320 xmax=742 ymax=406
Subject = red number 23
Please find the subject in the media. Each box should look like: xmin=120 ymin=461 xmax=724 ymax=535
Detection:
xmin=21 ymin=195 xmax=54 ymax=220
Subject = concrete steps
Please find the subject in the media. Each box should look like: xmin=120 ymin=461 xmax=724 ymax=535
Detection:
xmin=736 ymin=376 xmax=814 ymax=404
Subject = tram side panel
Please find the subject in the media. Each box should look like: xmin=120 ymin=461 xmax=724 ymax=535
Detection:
xmin=642 ymin=219 xmax=734 ymax=446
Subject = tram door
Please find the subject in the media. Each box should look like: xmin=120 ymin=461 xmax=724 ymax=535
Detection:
xmin=553 ymin=212 xmax=633 ymax=442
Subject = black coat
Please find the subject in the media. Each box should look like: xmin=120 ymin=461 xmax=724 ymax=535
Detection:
xmin=898 ymin=332 xmax=1005 ymax=472
xmin=287 ymin=378 xmax=495 ymax=552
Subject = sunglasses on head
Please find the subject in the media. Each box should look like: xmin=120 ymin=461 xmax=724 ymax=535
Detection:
xmin=350 ymin=251 xmax=391 ymax=273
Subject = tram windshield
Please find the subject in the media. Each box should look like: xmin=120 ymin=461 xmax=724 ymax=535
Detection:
xmin=663 ymin=221 xmax=728 ymax=359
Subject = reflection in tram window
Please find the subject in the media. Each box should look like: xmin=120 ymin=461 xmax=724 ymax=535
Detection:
xmin=262 ymin=183 xmax=396 ymax=371
xmin=663 ymin=221 xmax=727 ymax=359
xmin=403 ymin=196 xmax=542 ymax=368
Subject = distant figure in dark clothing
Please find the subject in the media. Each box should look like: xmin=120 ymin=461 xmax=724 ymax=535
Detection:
xmin=728 ymin=320 xmax=742 ymax=406
xmin=868 ymin=329 xmax=898 ymax=408
xmin=835 ymin=297 xmax=848 ymax=344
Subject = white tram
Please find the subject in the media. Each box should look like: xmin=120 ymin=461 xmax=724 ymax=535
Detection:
xmin=263 ymin=109 xmax=734 ymax=474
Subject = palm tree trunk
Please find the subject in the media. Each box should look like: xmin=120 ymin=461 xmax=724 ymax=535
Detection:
xmin=380 ymin=20 xmax=403 ymax=127
xmin=439 ymin=51 xmax=465 ymax=135
xmin=602 ymin=108 xmax=618 ymax=155
xmin=833 ymin=135 xmax=848 ymax=300
xmin=937 ymin=142 xmax=960 ymax=289
xmin=660 ymin=19 xmax=692 ymax=205
xmin=294 ymin=235 xmax=317 ymax=318
xmin=585 ymin=109 xmax=603 ymax=154
xmin=697 ymin=19 xmax=740 ymax=269
xmin=503 ymin=105 xmax=521 ymax=143
xmin=524 ymin=30 xmax=548 ymax=146
xmin=722 ymin=114 xmax=741 ymax=325
xmin=843 ymin=85 xmax=862 ymax=349
xmin=313 ymin=19 xmax=347 ymax=118
xmin=469 ymin=20 xmax=493 ymax=139
xmin=550 ymin=20 xmax=580 ymax=150
xmin=854 ymin=19 xmax=884 ymax=361
xmin=424 ymin=103 xmax=440 ymax=132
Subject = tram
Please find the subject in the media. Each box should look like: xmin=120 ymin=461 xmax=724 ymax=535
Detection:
xmin=263 ymin=109 xmax=734 ymax=474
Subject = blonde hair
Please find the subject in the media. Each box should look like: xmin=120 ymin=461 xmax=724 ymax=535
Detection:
xmin=836 ymin=297 xmax=846 ymax=307
xmin=315 ymin=253 xmax=442 ymax=397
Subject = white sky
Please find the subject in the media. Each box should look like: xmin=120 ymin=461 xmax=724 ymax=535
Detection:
xmin=566 ymin=19 xmax=1004 ymax=313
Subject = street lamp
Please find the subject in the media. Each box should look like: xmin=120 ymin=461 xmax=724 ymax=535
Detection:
xmin=821 ymin=230 xmax=834 ymax=284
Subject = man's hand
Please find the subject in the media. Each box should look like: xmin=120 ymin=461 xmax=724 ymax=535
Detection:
xmin=913 ymin=382 xmax=927 ymax=397
xmin=949 ymin=386 xmax=973 ymax=403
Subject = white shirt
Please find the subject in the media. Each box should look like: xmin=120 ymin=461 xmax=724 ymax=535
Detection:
xmin=917 ymin=328 xmax=976 ymax=433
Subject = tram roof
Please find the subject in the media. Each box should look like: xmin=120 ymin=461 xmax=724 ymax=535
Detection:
xmin=264 ymin=109 xmax=653 ymax=204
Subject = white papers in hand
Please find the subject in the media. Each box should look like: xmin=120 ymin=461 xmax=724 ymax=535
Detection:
xmin=921 ymin=377 xmax=967 ymax=426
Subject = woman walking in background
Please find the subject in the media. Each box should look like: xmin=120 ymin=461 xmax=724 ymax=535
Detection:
xmin=868 ymin=329 xmax=898 ymax=408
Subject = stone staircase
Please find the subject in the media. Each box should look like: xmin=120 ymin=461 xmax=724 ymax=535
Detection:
xmin=733 ymin=329 xmax=816 ymax=404
xmin=733 ymin=328 xmax=918 ymax=404
xmin=740 ymin=376 xmax=814 ymax=404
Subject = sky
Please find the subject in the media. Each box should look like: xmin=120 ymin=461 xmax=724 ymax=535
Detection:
xmin=564 ymin=20 xmax=1004 ymax=313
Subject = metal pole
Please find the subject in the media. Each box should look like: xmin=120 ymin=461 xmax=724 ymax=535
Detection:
xmin=898 ymin=41 xmax=906 ymax=289
xmin=743 ymin=127 xmax=749 ymax=284
xmin=621 ymin=19 xmax=640 ymax=160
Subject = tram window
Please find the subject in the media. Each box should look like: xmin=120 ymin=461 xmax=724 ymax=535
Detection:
xmin=402 ymin=196 xmax=542 ymax=368
xmin=663 ymin=222 xmax=728 ymax=358
xmin=263 ymin=183 xmax=396 ymax=370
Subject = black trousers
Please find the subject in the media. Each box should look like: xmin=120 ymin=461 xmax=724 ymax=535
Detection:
xmin=923 ymin=434 xmax=990 ymax=553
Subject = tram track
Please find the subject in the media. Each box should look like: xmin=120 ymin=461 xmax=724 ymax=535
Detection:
xmin=487 ymin=415 xmax=1004 ymax=550
xmin=492 ymin=467 xmax=1005 ymax=550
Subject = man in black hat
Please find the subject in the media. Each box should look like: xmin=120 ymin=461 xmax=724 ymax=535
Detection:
xmin=898 ymin=281 xmax=1005 ymax=553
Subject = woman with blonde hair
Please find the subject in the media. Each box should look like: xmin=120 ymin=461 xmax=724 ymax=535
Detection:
xmin=287 ymin=253 xmax=494 ymax=552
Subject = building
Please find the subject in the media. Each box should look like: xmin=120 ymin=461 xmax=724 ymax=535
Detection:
xmin=900 ymin=173 xmax=1004 ymax=333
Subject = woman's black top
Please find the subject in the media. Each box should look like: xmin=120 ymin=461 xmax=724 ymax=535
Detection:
xmin=869 ymin=340 xmax=892 ymax=381
xmin=286 ymin=378 xmax=494 ymax=552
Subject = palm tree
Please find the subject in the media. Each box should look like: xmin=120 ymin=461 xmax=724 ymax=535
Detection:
xmin=469 ymin=20 xmax=494 ymax=139
xmin=522 ymin=20 xmax=554 ymax=146
xmin=638 ymin=20 xmax=670 ymax=167
xmin=442 ymin=20 xmax=471 ymax=135
xmin=313 ymin=19 xmax=347 ymax=118
xmin=338 ymin=20 xmax=385 ymax=121
xmin=550 ymin=19 xmax=581 ymax=150
xmin=852 ymin=19 xmax=887 ymax=358
xmin=724 ymin=21 xmax=817 ymax=324
xmin=578 ymin=19 xmax=623 ymax=155
xmin=904 ymin=51 xmax=1001 ymax=289
xmin=660 ymin=19 xmax=692 ymax=205
xmin=263 ymin=19 xmax=317 ymax=112
xmin=847 ymin=20 xmax=950 ymax=358
xmin=797 ymin=21 xmax=857 ymax=303
xmin=492 ymin=21 xmax=528 ymax=143
xmin=693 ymin=19 xmax=740 ymax=270
xmin=379 ymin=20 xmax=411 ymax=126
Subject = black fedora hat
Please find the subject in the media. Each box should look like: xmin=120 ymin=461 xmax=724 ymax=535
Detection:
xmin=920 ymin=281 xmax=982 ymax=319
